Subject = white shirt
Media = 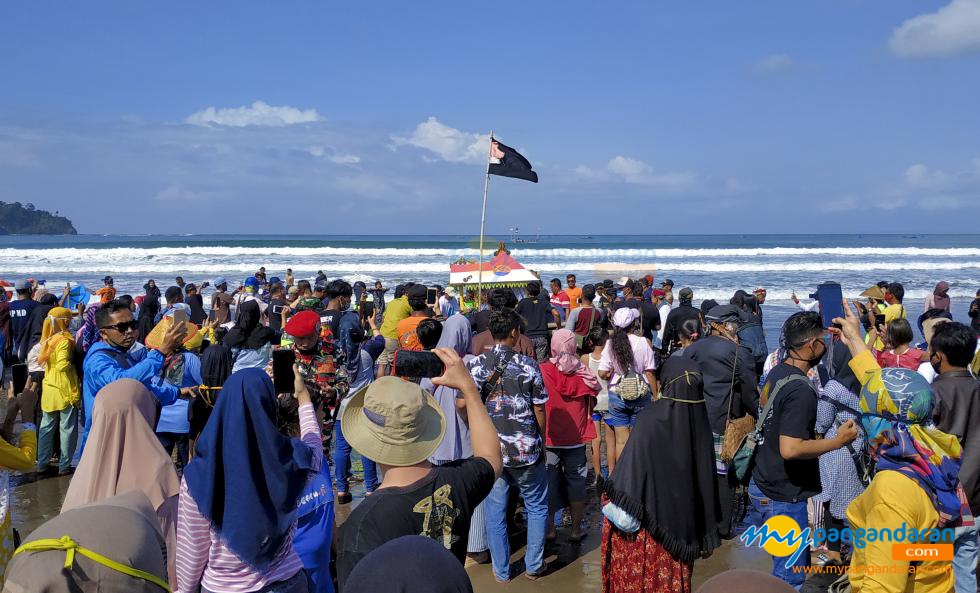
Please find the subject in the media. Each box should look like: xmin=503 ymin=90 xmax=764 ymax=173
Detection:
xmin=794 ymin=299 xmax=820 ymax=312
xmin=655 ymin=303 xmax=672 ymax=349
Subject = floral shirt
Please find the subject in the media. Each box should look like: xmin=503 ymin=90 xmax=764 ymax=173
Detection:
xmin=468 ymin=345 xmax=548 ymax=468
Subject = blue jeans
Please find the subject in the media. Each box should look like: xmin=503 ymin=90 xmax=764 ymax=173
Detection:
xmin=36 ymin=406 xmax=78 ymax=473
xmin=746 ymin=480 xmax=809 ymax=591
xmin=333 ymin=417 xmax=378 ymax=493
xmin=485 ymin=459 xmax=549 ymax=581
xmin=952 ymin=523 xmax=979 ymax=593
xmin=604 ymin=390 xmax=650 ymax=428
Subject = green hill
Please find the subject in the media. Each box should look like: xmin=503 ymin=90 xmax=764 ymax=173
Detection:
xmin=0 ymin=202 xmax=77 ymax=235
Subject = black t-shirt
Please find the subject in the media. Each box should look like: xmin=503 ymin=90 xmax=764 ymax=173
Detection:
xmin=752 ymin=363 xmax=821 ymax=502
xmin=319 ymin=309 xmax=344 ymax=336
xmin=611 ymin=299 xmax=661 ymax=341
xmin=516 ymin=297 xmax=553 ymax=337
xmin=336 ymin=458 xmax=495 ymax=590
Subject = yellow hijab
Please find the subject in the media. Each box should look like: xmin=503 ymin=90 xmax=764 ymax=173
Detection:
xmin=38 ymin=307 xmax=74 ymax=366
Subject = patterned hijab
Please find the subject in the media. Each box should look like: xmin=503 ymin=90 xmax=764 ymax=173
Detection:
xmin=859 ymin=367 xmax=963 ymax=525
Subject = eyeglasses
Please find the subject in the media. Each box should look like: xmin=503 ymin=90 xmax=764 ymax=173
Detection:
xmin=100 ymin=320 xmax=139 ymax=333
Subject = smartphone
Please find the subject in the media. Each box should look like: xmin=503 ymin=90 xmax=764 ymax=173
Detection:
xmin=815 ymin=282 xmax=845 ymax=329
xmin=875 ymin=314 xmax=886 ymax=328
xmin=271 ymin=304 xmax=285 ymax=315
xmin=172 ymin=308 xmax=188 ymax=324
xmin=393 ymin=350 xmax=445 ymax=378
xmin=426 ymin=287 xmax=438 ymax=307
xmin=11 ymin=364 xmax=28 ymax=395
xmin=272 ymin=349 xmax=297 ymax=393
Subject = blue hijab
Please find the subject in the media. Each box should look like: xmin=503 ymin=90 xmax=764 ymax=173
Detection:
xmin=184 ymin=368 xmax=315 ymax=569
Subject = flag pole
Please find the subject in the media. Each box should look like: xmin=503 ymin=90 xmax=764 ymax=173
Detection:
xmin=477 ymin=130 xmax=493 ymax=308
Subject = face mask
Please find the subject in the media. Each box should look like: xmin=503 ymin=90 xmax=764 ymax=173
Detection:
xmin=806 ymin=339 xmax=827 ymax=367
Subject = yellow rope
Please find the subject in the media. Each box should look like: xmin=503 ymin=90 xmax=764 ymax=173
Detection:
xmin=14 ymin=535 xmax=170 ymax=592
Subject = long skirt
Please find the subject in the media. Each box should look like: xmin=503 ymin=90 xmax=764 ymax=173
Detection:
xmin=600 ymin=518 xmax=693 ymax=593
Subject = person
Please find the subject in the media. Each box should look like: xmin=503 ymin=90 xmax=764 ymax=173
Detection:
xmin=790 ymin=290 xmax=820 ymax=312
xmin=161 ymin=285 xmax=186 ymax=319
xmin=746 ymin=311 xmax=858 ymax=589
xmin=872 ymin=318 xmax=923 ymax=370
xmin=18 ymin=292 xmax=57 ymax=363
xmin=810 ymin=341 xmax=865 ymax=566
xmin=517 ymin=281 xmax=561 ymax=363
xmin=184 ymin=283 xmax=209 ymax=326
xmin=461 ymin=288 xmax=477 ymax=315
xmin=35 ymin=307 xmax=79 ymax=476
xmin=80 ymin=300 xmax=189 ymax=452
xmin=467 ymin=309 xmax=549 ymax=582
xmin=565 ymin=274 xmax=583 ymax=310
xmin=177 ymin=368 xmax=318 ymax=593
xmin=925 ymin=281 xmax=952 ymax=313
xmin=146 ymin=317 xmax=203 ymax=473
xmin=0 ymin=379 xmax=39 ymax=580
xmin=4 ymin=491 xmax=170 ymax=593
xmin=344 ymin=535 xmax=474 ymax=593
xmin=377 ymin=283 xmax=413 ymax=377
xmin=469 ymin=287 xmax=506 ymax=335
xmin=600 ymin=351 xmax=721 ymax=593
xmin=582 ymin=326 xmax=614 ymax=481
xmin=62 ymin=379 xmax=181 ymax=585
xmin=662 ymin=287 xmax=699 ymax=355
xmin=598 ymin=308 xmax=658 ymax=464
xmin=969 ymin=289 xmax=980 ymax=334
xmin=928 ymin=321 xmax=980 ymax=593
xmin=549 ymin=278 xmax=570 ymax=322
xmin=565 ymin=284 xmax=603 ymax=342
xmin=685 ymin=304 xmax=758 ymax=539
xmin=188 ymin=338 xmax=233 ymax=444
xmin=438 ymin=286 xmax=460 ymax=318
xmin=337 ymin=349 xmax=502 ymax=588
xmin=210 ymin=277 xmax=235 ymax=325
xmin=416 ymin=318 xmax=443 ymax=351
xmin=752 ymin=287 xmax=767 ymax=321
xmin=143 ymin=279 xmax=161 ymax=299
xmin=731 ymin=291 xmax=768 ymax=376
xmin=609 ymin=279 xmax=661 ymax=342
xmin=832 ymin=301 xmax=963 ymax=593
xmin=223 ymin=299 xmax=276 ymax=374
xmin=660 ymin=278 xmax=675 ymax=305
xmin=872 ymin=281 xmax=907 ymax=350
xmin=396 ymin=284 xmax=431 ymax=351
xmin=94 ymin=275 xmax=116 ymax=305
xmin=653 ymin=288 xmax=671 ymax=350
xmin=471 ymin=290 xmax=536 ymax=358
xmin=135 ymin=294 xmax=160 ymax=344
xmin=541 ymin=329 xmax=600 ymax=542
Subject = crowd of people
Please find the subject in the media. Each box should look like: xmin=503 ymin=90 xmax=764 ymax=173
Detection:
xmin=0 ymin=266 xmax=978 ymax=593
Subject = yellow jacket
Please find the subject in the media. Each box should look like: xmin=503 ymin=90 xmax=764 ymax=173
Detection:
xmin=0 ymin=429 xmax=36 ymax=472
xmin=40 ymin=339 xmax=81 ymax=412
xmin=846 ymin=349 xmax=954 ymax=593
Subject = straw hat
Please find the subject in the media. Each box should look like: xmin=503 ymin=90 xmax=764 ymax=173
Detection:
xmin=860 ymin=285 xmax=886 ymax=300
xmin=144 ymin=317 xmax=202 ymax=351
xmin=341 ymin=376 xmax=446 ymax=466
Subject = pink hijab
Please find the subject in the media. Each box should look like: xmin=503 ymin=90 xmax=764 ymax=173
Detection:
xmin=549 ymin=329 xmax=601 ymax=391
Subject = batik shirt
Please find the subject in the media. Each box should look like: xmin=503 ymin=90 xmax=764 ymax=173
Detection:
xmin=468 ymin=345 xmax=548 ymax=467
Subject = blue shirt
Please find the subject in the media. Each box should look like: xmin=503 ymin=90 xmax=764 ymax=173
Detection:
xmin=81 ymin=341 xmax=179 ymax=452
xmin=153 ymin=352 xmax=202 ymax=435
xmin=295 ymin=462 xmax=335 ymax=593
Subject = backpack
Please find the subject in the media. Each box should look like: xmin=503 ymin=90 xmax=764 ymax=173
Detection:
xmin=617 ymin=368 xmax=651 ymax=401
xmin=574 ymin=308 xmax=600 ymax=350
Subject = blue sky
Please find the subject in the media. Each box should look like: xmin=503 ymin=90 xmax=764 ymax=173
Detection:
xmin=1 ymin=1 xmax=979 ymax=234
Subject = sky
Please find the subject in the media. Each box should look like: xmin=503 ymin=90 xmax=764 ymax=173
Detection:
xmin=1 ymin=1 xmax=979 ymax=235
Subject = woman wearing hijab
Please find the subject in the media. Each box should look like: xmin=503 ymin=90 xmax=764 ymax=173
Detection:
xmin=810 ymin=341 xmax=865 ymax=565
xmin=62 ymin=379 xmax=180 ymax=586
xmin=136 ymin=294 xmax=160 ymax=345
xmin=77 ymin=303 xmax=101 ymax=354
xmin=541 ymin=328 xmax=600 ymax=543
xmin=345 ymin=536 xmax=474 ymax=593
xmin=188 ymin=340 xmax=234 ymax=443
xmin=176 ymin=368 xmax=318 ymax=593
xmin=4 ymin=491 xmax=169 ymax=593
xmin=420 ymin=312 xmax=489 ymax=564
xmin=833 ymin=302 xmax=964 ymax=592
xmin=925 ymin=281 xmax=951 ymax=313
xmin=601 ymin=352 xmax=721 ymax=593
xmin=223 ymin=299 xmax=276 ymax=374
xmin=36 ymin=307 xmax=80 ymax=476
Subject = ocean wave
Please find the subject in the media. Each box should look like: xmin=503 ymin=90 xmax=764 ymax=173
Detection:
xmin=1 ymin=245 xmax=979 ymax=260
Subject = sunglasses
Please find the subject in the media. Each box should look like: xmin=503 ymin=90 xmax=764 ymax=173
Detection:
xmin=100 ymin=320 xmax=139 ymax=333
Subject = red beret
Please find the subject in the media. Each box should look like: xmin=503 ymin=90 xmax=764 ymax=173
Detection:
xmin=284 ymin=310 xmax=320 ymax=338
xmin=653 ymin=288 xmax=666 ymax=297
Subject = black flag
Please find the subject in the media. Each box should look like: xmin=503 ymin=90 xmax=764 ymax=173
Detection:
xmin=488 ymin=139 xmax=538 ymax=183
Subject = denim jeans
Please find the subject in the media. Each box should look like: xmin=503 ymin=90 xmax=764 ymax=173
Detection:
xmin=36 ymin=406 xmax=78 ymax=473
xmin=746 ymin=480 xmax=809 ymax=591
xmin=333 ymin=417 xmax=378 ymax=493
xmin=952 ymin=523 xmax=979 ymax=593
xmin=157 ymin=432 xmax=189 ymax=473
xmin=485 ymin=459 xmax=549 ymax=581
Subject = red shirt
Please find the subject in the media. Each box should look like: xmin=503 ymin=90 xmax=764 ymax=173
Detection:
xmin=875 ymin=347 xmax=924 ymax=371
xmin=540 ymin=362 xmax=598 ymax=447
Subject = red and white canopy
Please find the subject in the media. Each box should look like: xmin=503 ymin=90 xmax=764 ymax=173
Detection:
xmin=449 ymin=252 xmax=539 ymax=288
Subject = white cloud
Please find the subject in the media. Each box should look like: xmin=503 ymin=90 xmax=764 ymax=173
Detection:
xmin=573 ymin=156 xmax=697 ymax=190
xmin=307 ymin=145 xmax=360 ymax=165
xmin=186 ymin=101 xmax=322 ymax=127
xmin=818 ymin=196 xmax=859 ymax=212
xmin=903 ymin=163 xmax=954 ymax=190
xmin=391 ymin=117 xmax=488 ymax=164
xmin=889 ymin=0 xmax=980 ymax=58
xmin=753 ymin=53 xmax=794 ymax=73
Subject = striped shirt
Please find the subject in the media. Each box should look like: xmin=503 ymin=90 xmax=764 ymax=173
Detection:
xmin=175 ymin=403 xmax=321 ymax=593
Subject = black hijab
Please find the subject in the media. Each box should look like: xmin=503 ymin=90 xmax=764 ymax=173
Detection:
xmin=185 ymin=293 xmax=208 ymax=326
xmin=136 ymin=295 xmax=160 ymax=345
xmin=825 ymin=338 xmax=860 ymax=395
xmin=345 ymin=535 xmax=473 ymax=593
xmin=20 ymin=293 xmax=59 ymax=360
xmin=223 ymin=300 xmax=275 ymax=350
xmin=604 ymin=353 xmax=721 ymax=562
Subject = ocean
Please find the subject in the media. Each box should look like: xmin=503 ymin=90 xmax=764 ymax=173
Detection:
xmin=1 ymin=233 xmax=976 ymax=347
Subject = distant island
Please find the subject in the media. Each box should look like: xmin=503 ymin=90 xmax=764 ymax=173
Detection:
xmin=0 ymin=201 xmax=77 ymax=235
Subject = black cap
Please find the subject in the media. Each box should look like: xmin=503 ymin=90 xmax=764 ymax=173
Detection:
xmin=602 ymin=279 xmax=614 ymax=288
xmin=103 ymin=276 xmax=113 ymax=284
xmin=705 ymin=304 xmax=741 ymax=323
xmin=407 ymin=284 xmax=429 ymax=299
xmin=661 ymin=278 xmax=674 ymax=287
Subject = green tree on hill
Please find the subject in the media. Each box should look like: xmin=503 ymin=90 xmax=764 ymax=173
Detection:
xmin=0 ymin=201 xmax=77 ymax=235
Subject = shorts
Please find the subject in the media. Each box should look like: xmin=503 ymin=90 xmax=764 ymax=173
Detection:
xmin=546 ymin=446 xmax=588 ymax=506
xmin=591 ymin=411 xmax=610 ymax=423
xmin=604 ymin=390 xmax=651 ymax=428
xmin=374 ymin=337 xmax=400 ymax=373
